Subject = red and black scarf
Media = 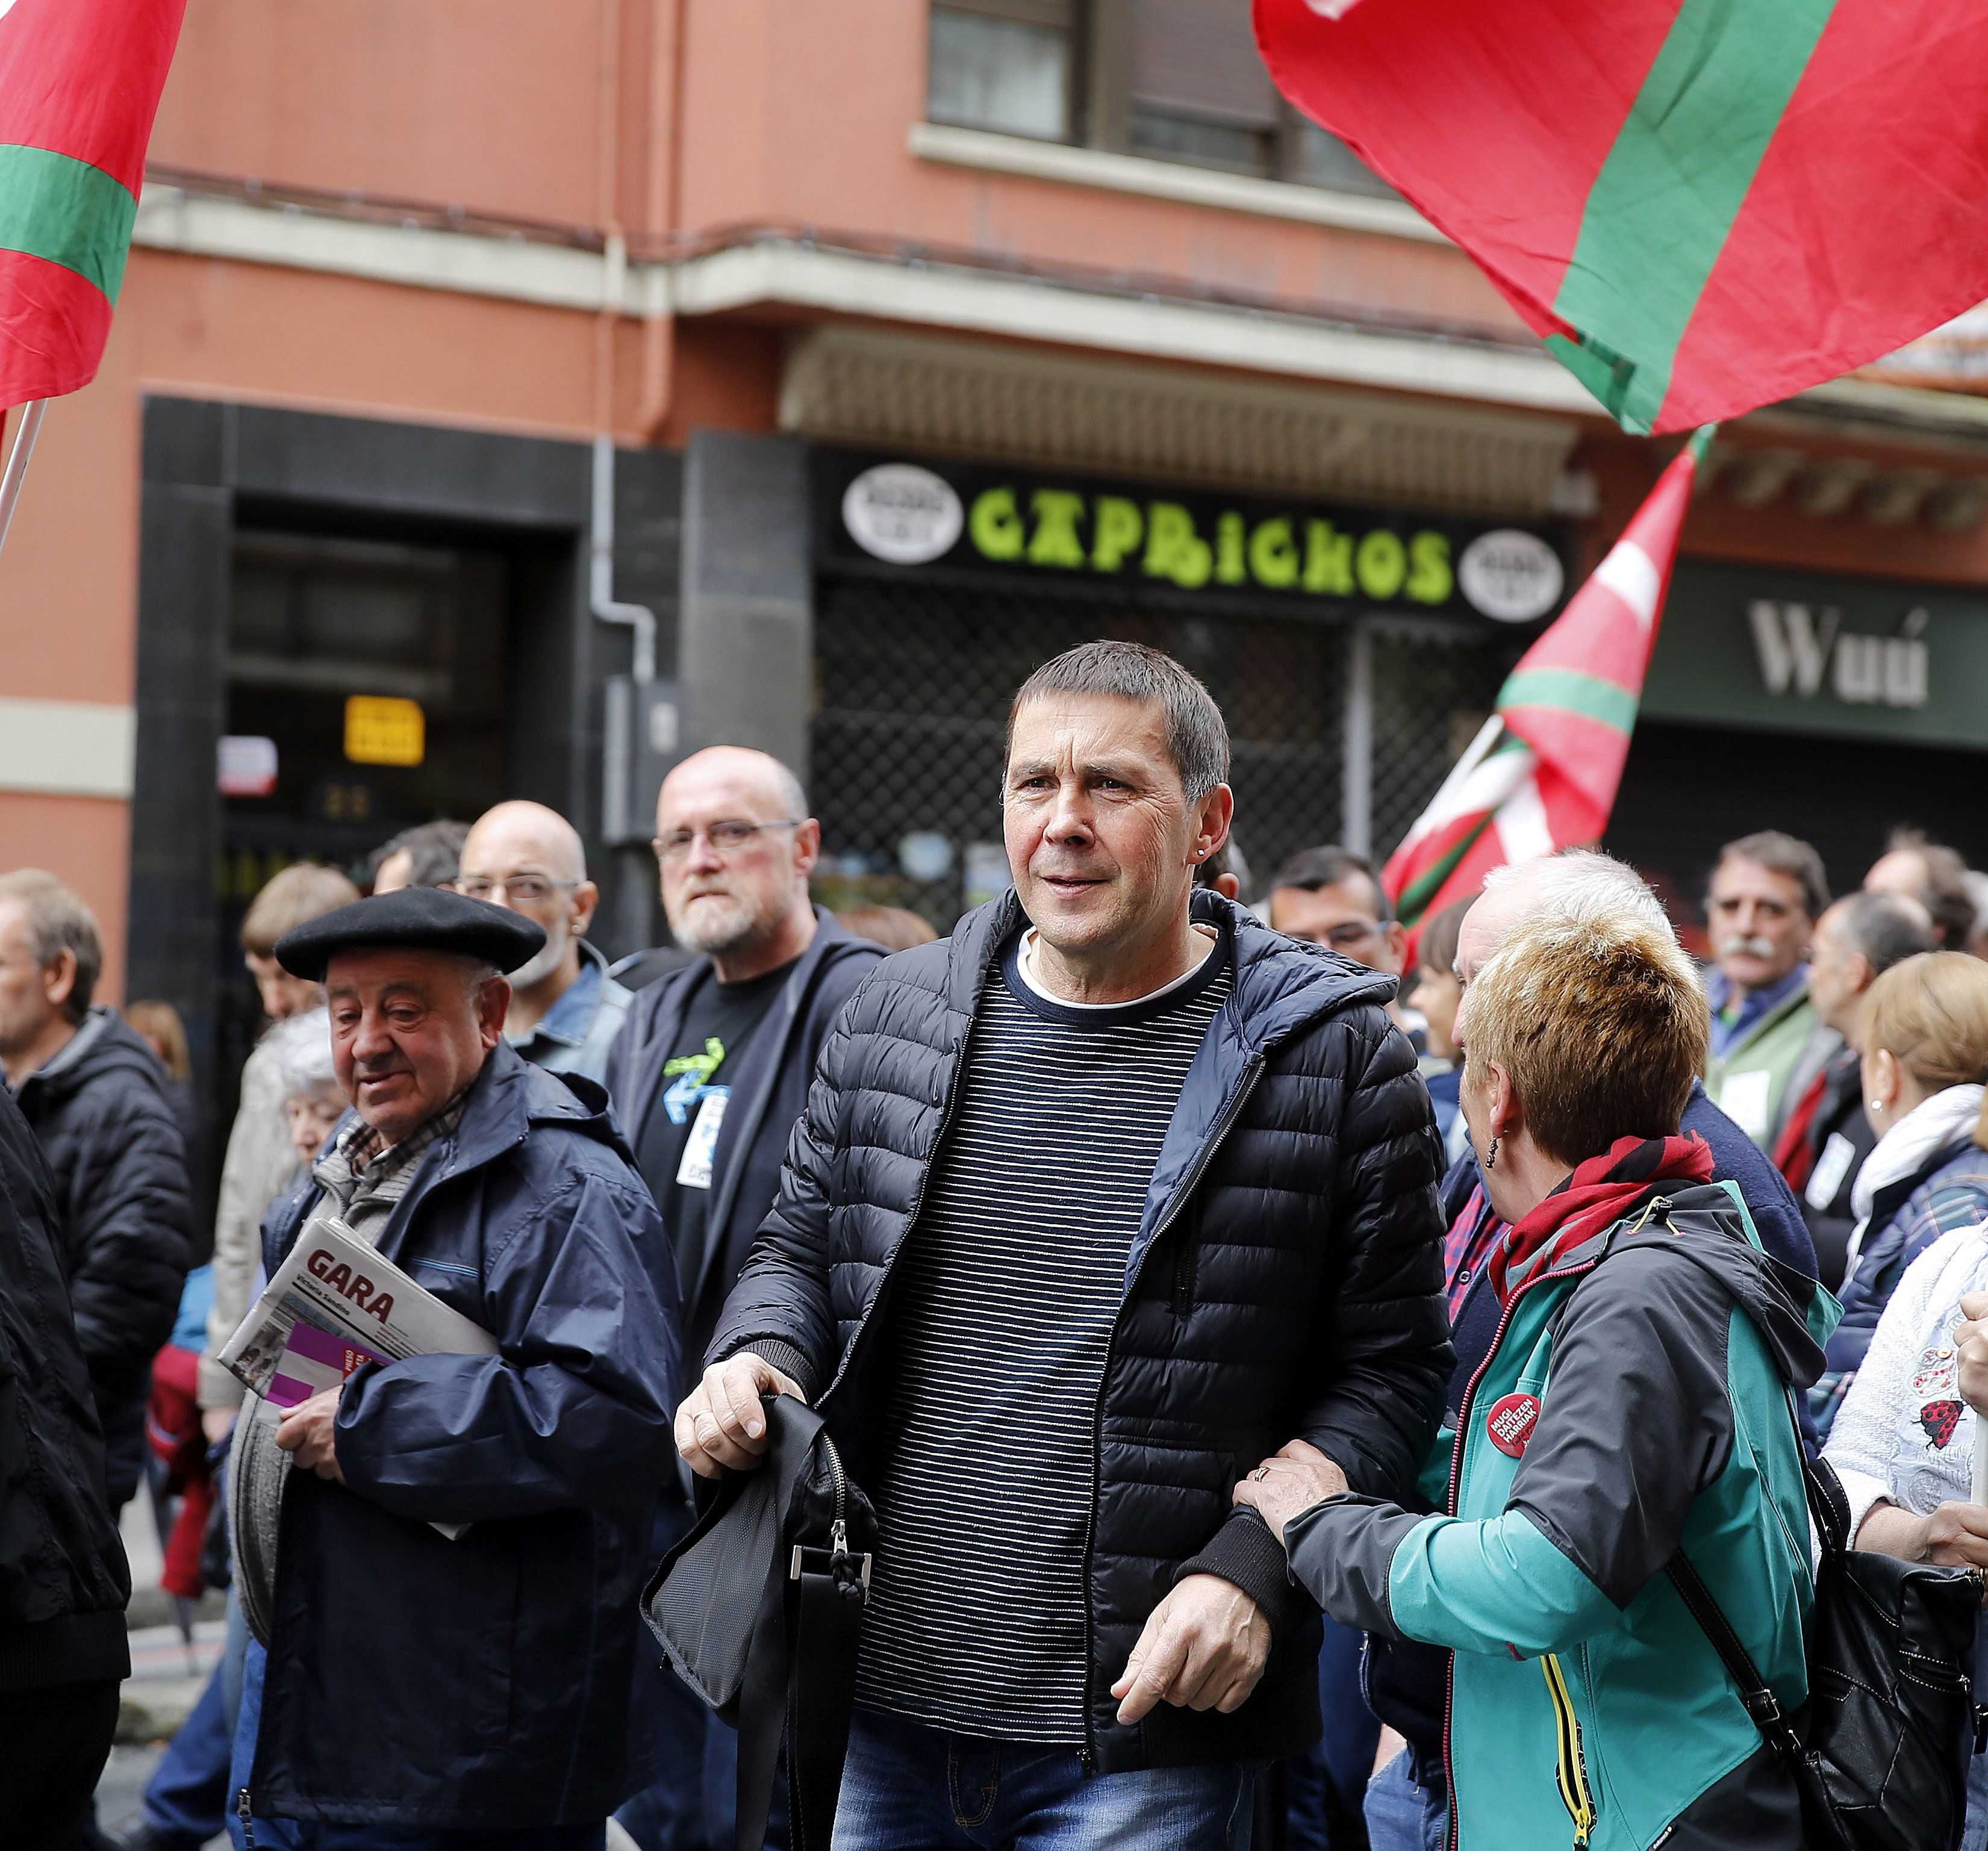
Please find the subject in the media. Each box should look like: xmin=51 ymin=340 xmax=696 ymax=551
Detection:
xmin=1488 ymin=1133 xmax=1716 ymax=1307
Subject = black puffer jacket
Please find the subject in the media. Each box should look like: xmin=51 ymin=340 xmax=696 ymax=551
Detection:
xmin=0 ymin=1083 xmax=131 ymax=1694
xmin=710 ymin=889 xmax=1451 ymax=1772
xmin=15 ymin=1007 xmax=193 ymax=1508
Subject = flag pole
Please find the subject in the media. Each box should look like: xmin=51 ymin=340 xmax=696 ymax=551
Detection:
xmin=0 ymin=398 xmax=48 ymax=562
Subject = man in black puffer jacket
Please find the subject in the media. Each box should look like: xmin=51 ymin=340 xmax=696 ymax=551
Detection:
xmin=679 ymin=643 xmax=1450 ymax=1850
xmin=0 ymin=1077 xmax=132 ymax=1847
xmin=0 ymin=870 xmax=193 ymax=1512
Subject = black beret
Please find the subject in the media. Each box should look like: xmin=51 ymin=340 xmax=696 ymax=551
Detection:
xmin=274 ymin=886 xmax=547 ymax=982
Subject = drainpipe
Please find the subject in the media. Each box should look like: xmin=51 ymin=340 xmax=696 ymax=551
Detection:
xmin=592 ymin=428 xmax=663 ymax=845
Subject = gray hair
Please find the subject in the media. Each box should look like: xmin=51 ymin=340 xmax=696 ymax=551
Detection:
xmin=1481 ymin=849 xmax=1674 ymax=941
xmin=1832 ymin=891 xmax=1936 ymax=975
xmin=1717 ymin=829 xmax=1829 ymax=923
xmin=1007 ymin=641 xmax=1230 ymax=801
xmin=0 ymin=869 xmax=103 ymax=1024
xmin=267 ymin=1007 xmax=338 ymax=1098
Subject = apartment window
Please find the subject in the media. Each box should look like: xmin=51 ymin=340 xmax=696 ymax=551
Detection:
xmin=1125 ymin=0 xmax=1282 ymax=177
xmin=924 ymin=0 xmax=1399 ymax=197
xmin=927 ymin=0 xmax=1075 ymax=143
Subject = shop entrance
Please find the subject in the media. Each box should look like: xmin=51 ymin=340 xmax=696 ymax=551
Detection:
xmin=808 ymin=568 xmax=1516 ymax=930
xmin=210 ymin=526 xmax=514 ymax=1104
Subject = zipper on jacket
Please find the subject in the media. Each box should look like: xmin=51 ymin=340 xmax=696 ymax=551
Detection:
xmin=1541 ymin=1652 xmax=1597 ymax=1847
xmin=235 ymin=1788 xmax=257 ymax=1849
xmin=1078 ymin=1052 xmax=1267 ymax=1770
xmin=1439 ymin=1249 xmax=1608 ymax=1851
xmin=819 ymin=1023 xmax=976 ymax=1408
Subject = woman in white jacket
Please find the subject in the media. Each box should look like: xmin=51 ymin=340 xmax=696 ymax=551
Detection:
xmin=1824 ymin=1220 xmax=1988 ymax=1849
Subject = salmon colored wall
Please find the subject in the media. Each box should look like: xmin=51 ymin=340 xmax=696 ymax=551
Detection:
xmin=151 ymin=0 xmax=612 ymax=229
xmin=671 ymin=0 xmax=1525 ymax=334
xmin=0 ymin=797 xmax=132 ymax=1007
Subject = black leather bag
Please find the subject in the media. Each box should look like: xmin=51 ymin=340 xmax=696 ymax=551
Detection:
xmin=641 ymin=1395 xmax=877 ymax=1851
xmin=1669 ymin=1448 xmax=1983 ymax=1851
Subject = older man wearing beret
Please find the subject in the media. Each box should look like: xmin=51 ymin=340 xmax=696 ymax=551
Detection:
xmin=223 ymin=888 xmax=684 ymax=1851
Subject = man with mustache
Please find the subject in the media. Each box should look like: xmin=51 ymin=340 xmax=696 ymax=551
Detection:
xmin=605 ymin=746 xmax=881 ymax=1851
xmin=1703 ymin=830 xmax=1828 ymax=1149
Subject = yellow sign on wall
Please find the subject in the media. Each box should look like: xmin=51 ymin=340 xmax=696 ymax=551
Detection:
xmin=344 ymin=696 xmax=425 ymax=767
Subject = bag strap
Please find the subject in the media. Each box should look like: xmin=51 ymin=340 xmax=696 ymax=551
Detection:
xmin=1663 ymin=1550 xmax=1804 ymax=1759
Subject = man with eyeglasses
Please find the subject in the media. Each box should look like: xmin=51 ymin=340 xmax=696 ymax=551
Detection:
xmin=1267 ymin=845 xmax=1424 ymax=1047
xmin=605 ymin=746 xmax=881 ymax=1851
xmin=452 ymin=801 xmax=633 ymax=1085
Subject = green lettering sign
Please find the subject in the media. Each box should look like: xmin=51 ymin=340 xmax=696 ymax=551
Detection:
xmin=1356 ymin=530 xmax=1407 ymax=600
xmin=1215 ymin=512 xmax=1248 ymax=586
xmin=1248 ymin=517 xmax=1299 ymax=590
xmin=1407 ymin=531 xmax=1453 ymax=605
xmin=970 ymin=487 xmax=1024 ymax=561
xmin=1304 ymin=520 xmax=1354 ymax=595
xmin=1091 ymin=496 xmax=1143 ymax=572
xmin=1027 ymin=490 xmax=1086 ymax=568
xmin=1144 ymin=503 xmax=1212 ymax=589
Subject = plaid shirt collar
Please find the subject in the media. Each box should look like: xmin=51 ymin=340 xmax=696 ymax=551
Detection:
xmin=317 ymin=1088 xmax=471 ymax=1205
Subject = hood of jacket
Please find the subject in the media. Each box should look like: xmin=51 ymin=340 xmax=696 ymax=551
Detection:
xmin=15 ymin=1007 xmax=165 ymax=1110
xmin=1591 ymin=1181 xmax=1833 ymax=1392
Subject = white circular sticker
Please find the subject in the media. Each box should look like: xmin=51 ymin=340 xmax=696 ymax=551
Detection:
xmin=1457 ymin=530 xmax=1565 ymax=624
xmin=842 ymin=464 xmax=964 ymax=565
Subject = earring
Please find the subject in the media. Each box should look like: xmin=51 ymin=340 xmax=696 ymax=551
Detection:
xmin=1485 ymin=1136 xmax=1499 ymax=1171
xmin=1868 ymin=1100 xmax=1883 ymax=1114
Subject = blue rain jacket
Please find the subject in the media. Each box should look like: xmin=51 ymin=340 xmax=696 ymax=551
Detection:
xmin=246 ymin=1042 xmax=682 ymax=1828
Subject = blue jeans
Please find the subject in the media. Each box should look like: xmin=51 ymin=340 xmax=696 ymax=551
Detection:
xmin=145 ymin=1591 xmax=251 ymax=1845
xmin=831 ymin=1707 xmax=1256 ymax=1851
xmin=1963 ymin=1746 xmax=1988 ymax=1851
xmin=1283 ymin=1617 xmax=1383 ymax=1850
xmin=1361 ymin=1753 xmax=1447 ymax=1851
xmin=228 ymin=1638 xmax=602 ymax=1850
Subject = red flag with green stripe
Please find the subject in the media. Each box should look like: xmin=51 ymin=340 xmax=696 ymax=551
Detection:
xmin=1383 ymin=432 xmax=1708 ymax=939
xmin=0 ymin=0 xmax=187 ymax=406
xmin=1255 ymin=0 xmax=1988 ymax=435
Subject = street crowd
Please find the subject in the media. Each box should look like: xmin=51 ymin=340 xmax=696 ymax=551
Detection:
xmin=11 ymin=639 xmax=1988 ymax=1851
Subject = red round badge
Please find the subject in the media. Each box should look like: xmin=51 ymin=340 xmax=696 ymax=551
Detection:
xmin=1485 ymin=1392 xmax=1541 ymax=1458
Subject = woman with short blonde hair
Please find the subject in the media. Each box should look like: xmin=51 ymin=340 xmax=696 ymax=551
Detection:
xmin=1234 ymin=913 xmax=1827 ymax=1851
xmin=1811 ymin=950 xmax=1988 ymax=1439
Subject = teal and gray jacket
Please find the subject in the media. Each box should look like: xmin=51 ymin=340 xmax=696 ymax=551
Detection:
xmin=1288 ymin=1182 xmax=1834 ymax=1851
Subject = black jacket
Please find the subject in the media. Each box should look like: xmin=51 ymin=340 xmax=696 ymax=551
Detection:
xmin=249 ymin=1045 xmax=684 ymax=1828
xmin=14 ymin=1007 xmax=193 ymax=1508
xmin=708 ymin=889 xmax=1451 ymax=1772
xmin=603 ymin=907 xmax=882 ymax=1362
xmin=0 ymin=1084 xmax=131 ymax=1693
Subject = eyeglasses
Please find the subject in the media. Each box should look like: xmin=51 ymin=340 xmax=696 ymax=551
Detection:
xmin=653 ymin=820 xmax=802 ymax=863
xmin=452 ymin=874 xmax=579 ymax=904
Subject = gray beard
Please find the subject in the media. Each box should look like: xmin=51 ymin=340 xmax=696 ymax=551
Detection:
xmin=670 ymin=894 xmax=772 ymax=957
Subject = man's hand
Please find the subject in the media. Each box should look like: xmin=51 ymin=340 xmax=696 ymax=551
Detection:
xmin=1230 ymin=1440 xmax=1350 ymax=1545
xmin=274 ymin=1387 xmax=344 ymax=1482
xmin=1109 ymin=1574 xmax=1268 ymax=1724
xmin=1958 ymin=1292 xmax=1988 ymax=1413
xmin=200 ymin=1406 xmax=237 ymax=1448
xmin=673 ymin=1352 xmax=808 ymax=1479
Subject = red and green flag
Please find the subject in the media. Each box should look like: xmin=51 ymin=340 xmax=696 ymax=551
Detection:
xmin=1383 ymin=431 xmax=1708 ymax=940
xmin=1256 ymin=0 xmax=1988 ymax=435
xmin=0 ymin=0 xmax=187 ymax=406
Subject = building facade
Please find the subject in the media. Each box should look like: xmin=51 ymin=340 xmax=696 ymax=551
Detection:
xmin=5 ymin=0 xmax=1988 ymax=1100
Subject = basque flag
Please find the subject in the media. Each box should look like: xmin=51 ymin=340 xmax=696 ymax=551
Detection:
xmin=0 ymin=0 xmax=187 ymax=406
xmin=1382 ymin=431 xmax=1709 ymax=942
xmin=1256 ymin=0 xmax=1988 ymax=435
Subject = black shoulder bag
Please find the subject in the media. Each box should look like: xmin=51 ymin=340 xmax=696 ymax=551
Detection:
xmin=642 ymin=1395 xmax=878 ymax=1851
xmin=1668 ymin=1440 xmax=1983 ymax=1851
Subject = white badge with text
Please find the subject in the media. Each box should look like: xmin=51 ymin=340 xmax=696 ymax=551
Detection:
xmin=677 ymin=1087 xmax=731 ymax=1190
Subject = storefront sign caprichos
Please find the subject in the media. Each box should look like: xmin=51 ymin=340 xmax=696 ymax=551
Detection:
xmin=1747 ymin=600 xmax=1930 ymax=710
xmin=823 ymin=452 xmax=1568 ymax=624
